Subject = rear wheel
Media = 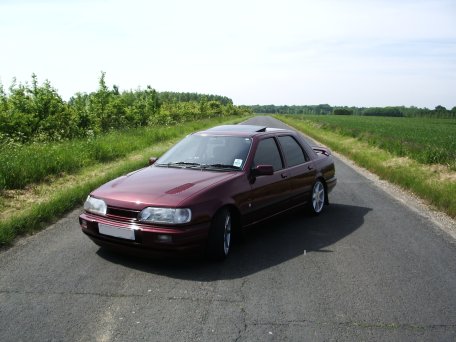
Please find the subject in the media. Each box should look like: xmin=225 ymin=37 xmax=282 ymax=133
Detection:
xmin=206 ymin=208 xmax=232 ymax=260
xmin=308 ymin=180 xmax=325 ymax=215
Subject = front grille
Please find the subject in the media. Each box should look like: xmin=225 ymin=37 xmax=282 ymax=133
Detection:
xmin=106 ymin=207 xmax=140 ymax=221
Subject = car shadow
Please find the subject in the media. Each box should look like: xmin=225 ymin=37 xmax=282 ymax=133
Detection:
xmin=96 ymin=203 xmax=371 ymax=280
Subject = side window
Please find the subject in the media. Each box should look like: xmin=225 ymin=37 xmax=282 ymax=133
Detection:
xmin=253 ymin=138 xmax=283 ymax=171
xmin=278 ymin=136 xmax=307 ymax=167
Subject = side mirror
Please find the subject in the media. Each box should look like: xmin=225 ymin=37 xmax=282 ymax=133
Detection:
xmin=252 ymin=164 xmax=274 ymax=176
xmin=148 ymin=157 xmax=158 ymax=166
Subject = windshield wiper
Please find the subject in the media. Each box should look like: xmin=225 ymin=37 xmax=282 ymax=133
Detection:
xmin=156 ymin=162 xmax=241 ymax=171
xmin=202 ymin=163 xmax=241 ymax=170
xmin=156 ymin=162 xmax=202 ymax=168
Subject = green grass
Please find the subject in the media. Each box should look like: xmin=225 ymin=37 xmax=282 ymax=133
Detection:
xmin=276 ymin=115 xmax=456 ymax=218
xmin=0 ymin=159 xmax=149 ymax=246
xmin=0 ymin=116 xmax=248 ymax=190
xmin=0 ymin=115 xmax=252 ymax=246
xmin=281 ymin=115 xmax=456 ymax=169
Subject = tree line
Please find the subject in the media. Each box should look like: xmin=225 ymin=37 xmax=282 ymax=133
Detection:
xmin=249 ymin=104 xmax=456 ymax=118
xmin=0 ymin=73 xmax=251 ymax=143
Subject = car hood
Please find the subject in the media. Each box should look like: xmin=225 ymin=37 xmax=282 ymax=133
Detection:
xmin=92 ymin=166 xmax=239 ymax=210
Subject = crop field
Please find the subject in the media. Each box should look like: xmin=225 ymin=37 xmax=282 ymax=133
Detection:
xmin=282 ymin=115 xmax=456 ymax=169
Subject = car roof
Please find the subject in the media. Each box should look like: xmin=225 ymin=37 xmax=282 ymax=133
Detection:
xmin=205 ymin=125 xmax=267 ymax=132
xmin=200 ymin=124 xmax=290 ymax=137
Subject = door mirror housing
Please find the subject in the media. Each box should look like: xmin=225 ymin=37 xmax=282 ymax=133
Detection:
xmin=148 ymin=157 xmax=158 ymax=166
xmin=252 ymin=164 xmax=274 ymax=176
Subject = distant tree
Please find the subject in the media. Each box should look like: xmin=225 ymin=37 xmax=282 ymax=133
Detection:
xmin=69 ymin=92 xmax=93 ymax=136
xmin=112 ymin=85 xmax=120 ymax=95
xmin=89 ymin=71 xmax=112 ymax=131
xmin=435 ymin=105 xmax=447 ymax=112
xmin=0 ymin=81 xmax=7 ymax=113
xmin=2 ymin=79 xmax=36 ymax=141
xmin=0 ymin=72 xmax=250 ymax=142
xmin=363 ymin=107 xmax=403 ymax=117
xmin=32 ymin=77 xmax=74 ymax=140
xmin=207 ymin=100 xmax=222 ymax=116
xmin=333 ymin=108 xmax=353 ymax=115
xmin=316 ymin=104 xmax=332 ymax=114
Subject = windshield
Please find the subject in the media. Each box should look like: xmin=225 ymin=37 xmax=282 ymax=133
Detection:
xmin=156 ymin=134 xmax=252 ymax=171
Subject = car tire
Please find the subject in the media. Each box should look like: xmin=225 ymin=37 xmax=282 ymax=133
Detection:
xmin=206 ymin=208 xmax=232 ymax=261
xmin=308 ymin=180 xmax=325 ymax=216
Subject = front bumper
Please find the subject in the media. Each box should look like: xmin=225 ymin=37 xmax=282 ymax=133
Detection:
xmin=79 ymin=212 xmax=210 ymax=256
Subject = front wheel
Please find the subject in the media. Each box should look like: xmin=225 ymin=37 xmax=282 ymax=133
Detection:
xmin=308 ymin=180 xmax=325 ymax=216
xmin=206 ymin=208 xmax=232 ymax=261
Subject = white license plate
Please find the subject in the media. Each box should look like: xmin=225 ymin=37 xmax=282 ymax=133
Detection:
xmin=98 ymin=223 xmax=135 ymax=240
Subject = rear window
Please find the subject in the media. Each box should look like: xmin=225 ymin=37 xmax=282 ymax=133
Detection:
xmin=278 ymin=136 xmax=307 ymax=167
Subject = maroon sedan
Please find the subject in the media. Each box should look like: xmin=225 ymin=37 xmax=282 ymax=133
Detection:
xmin=79 ymin=125 xmax=336 ymax=260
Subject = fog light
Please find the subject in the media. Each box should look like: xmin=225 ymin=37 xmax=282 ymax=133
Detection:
xmin=156 ymin=234 xmax=172 ymax=243
xmin=80 ymin=219 xmax=88 ymax=229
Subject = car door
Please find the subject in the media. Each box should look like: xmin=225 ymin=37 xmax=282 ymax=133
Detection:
xmin=244 ymin=137 xmax=292 ymax=225
xmin=277 ymin=135 xmax=316 ymax=207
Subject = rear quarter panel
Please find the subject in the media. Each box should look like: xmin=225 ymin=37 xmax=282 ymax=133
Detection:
xmin=313 ymin=154 xmax=336 ymax=190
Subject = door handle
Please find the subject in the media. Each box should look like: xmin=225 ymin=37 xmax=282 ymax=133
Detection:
xmin=281 ymin=173 xmax=288 ymax=179
xmin=307 ymin=165 xmax=314 ymax=171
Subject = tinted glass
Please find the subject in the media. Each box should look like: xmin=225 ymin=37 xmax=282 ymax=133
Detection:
xmin=278 ymin=136 xmax=307 ymax=167
xmin=157 ymin=135 xmax=252 ymax=170
xmin=253 ymin=138 xmax=283 ymax=171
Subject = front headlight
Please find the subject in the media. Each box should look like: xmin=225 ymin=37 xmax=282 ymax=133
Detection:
xmin=84 ymin=196 xmax=107 ymax=216
xmin=138 ymin=207 xmax=191 ymax=224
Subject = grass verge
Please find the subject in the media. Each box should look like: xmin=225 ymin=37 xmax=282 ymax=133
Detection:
xmin=0 ymin=116 xmax=249 ymax=190
xmin=0 ymin=116 xmax=251 ymax=246
xmin=276 ymin=115 xmax=456 ymax=218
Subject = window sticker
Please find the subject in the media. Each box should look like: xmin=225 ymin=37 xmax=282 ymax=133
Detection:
xmin=233 ymin=159 xmax=243 ymax=168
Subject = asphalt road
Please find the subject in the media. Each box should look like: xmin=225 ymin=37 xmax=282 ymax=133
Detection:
xmin=1 ymin=116 xmax=455 ymax=341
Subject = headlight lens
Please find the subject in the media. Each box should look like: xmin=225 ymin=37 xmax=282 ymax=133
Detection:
xmin=138 ymin=207 xmax=191 ymax=224
xmin=84 ymin=196 xmax=107 ymax=216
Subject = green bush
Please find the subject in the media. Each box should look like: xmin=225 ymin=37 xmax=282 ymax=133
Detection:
xmin=0 ymin=73 xmax=252 ymax=143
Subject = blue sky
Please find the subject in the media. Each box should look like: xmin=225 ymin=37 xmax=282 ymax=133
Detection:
xmin=0 ymin=0 xmax=455 ymax=108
